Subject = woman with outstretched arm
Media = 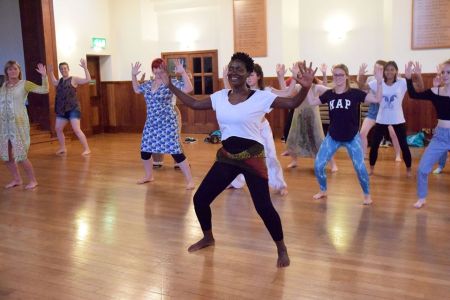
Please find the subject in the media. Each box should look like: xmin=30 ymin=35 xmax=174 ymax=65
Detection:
xmin=161 ymin=52 xmax=316 ymax=268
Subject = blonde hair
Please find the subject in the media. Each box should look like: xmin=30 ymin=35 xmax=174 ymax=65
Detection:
xmin=3 ymin=60 xmax=22 ymax=81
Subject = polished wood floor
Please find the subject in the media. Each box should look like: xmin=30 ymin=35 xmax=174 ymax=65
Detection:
xmin=0 ymin=133 xmax=449 ymax=300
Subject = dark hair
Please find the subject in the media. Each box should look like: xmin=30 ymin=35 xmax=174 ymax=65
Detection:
xmin=151 ymin=58 xmax=164 ymax=70
xmin=4 ymin=60 xmax=22 ymax=81
xmin=230 ymin=52 xmax=254 ymax=73
xmin=253 ymin=63 xmax=265 ymax=90
xmin=383 ymin=60 xmax=398 ymax=83
xmin=58 ymin=62 xmax=69 ymax=70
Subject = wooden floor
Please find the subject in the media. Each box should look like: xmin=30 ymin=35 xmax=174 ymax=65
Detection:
xmin=0 ymin=133 xmax=449 ymax=300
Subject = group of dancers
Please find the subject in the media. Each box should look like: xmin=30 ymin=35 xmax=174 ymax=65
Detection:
xmin=1 ymin=52 xmax=449 ymax=267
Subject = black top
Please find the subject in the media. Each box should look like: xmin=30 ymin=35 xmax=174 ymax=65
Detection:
xmin=222 ymin=136 xmax=260 ymax=154
xmin=406 ymin=79 xmax=450 ymax=121
xmin=55 ymin=77 xmax=80 ymax=115
xmin=320 ymin=88 xmax=367 ymax=141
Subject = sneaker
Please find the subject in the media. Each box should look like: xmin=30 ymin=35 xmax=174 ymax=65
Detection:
xmin=184 ymin=137 xmax=197 ymax=144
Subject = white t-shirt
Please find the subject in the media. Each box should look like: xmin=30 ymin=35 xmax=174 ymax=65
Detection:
xmin=369 ymin=78 xmax=407 ymax=125
xmin=210 ymin=89 xmax=277 ymax=145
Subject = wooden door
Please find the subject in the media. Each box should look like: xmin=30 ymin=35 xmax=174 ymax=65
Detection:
xmin=162 ymin=50 xmax=219 ymax=134
xmin=86 ymin=56 xmax=103 ymax=134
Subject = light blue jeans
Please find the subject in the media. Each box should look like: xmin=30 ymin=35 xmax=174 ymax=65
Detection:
xmin=417 ymin=127 xmax=450 ymax=198
xmin=315 ymin=134 xmax=370 ymax=194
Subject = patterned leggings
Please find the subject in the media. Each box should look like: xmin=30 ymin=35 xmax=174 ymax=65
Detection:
xmin=315 ymin=134 xmax=370 ymax=194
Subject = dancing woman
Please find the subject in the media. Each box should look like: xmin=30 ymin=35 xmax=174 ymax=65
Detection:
xmin=368 ymin=61 xmax=412 ymax=176
xmin=0 ymin=61 xmax=48 ymax=189
xmin=405 ymin=60 xmax=450 ymax=208
xmin=358 ymin=61 xmax=401 ymax=161
xmin=48 ymin=59 xmax=91 ymax=155
xmin=131 ymin=58 xmax=194 ymax=189
xmin=162 ymin=52 xmax=316 ymax=267
xmin=307 ymin=64 xmax=383 ymax=205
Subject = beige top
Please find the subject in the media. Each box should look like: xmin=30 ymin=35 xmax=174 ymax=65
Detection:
xmin=0 ymin=78 xmax=48 ymax=161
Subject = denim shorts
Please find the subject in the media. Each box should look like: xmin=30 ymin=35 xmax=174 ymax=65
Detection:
xmin=56 ymin=108 xmax=81 ymax=120
xmin=366 ymin=103 xmax=379 ymax=120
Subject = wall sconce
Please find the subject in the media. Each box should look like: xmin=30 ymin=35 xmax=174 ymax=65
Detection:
xmin=324 ymin=15 xmax=352 ymax=43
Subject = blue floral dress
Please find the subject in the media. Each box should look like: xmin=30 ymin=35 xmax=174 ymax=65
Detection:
xmin=138 ymin=79 xmax=184 ymax=154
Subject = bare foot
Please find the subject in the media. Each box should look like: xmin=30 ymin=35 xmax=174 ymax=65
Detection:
xmin=279 ymin=188 xmax=288 ymax=196
xmin=81 ymin=149 xmax=91 ymax=156
xmin=137 ymin=177 xmax=154 ymax=184
xmin=395 ymin=156 xmax=402 ymax=162
xmin=55 ymin=148 xmax=66 ymax=155
xmin=281 ymin=151 xmax=290 ymax=157
xmin=368 ymin=166 xmax=374 ymax=175
xmin=331 ymin=166 xmax=338 ymax=173
xmin=414 ymin=199 xmax=426 ymax=209
xmin=363 ymin=194 xmax=372 ymax=205
xmin=277 ymin=249 xmax=290 ymax=268
xmin=5 ymin=180 xmax=23 ymax=189
xmin=313 ymin=191 xmax=327 ymax=200
xmin=188 ymin=237 xmax=215 ymax=252
xmin=25 ymin=181 xmax=38 ymax=190
xmin=406 ymin=168 xmax=412 ymax=177
xmin=287 ymin=162 xmax=297 ymax=168
xmin=186 ymin=182 xmax=195 ymax=190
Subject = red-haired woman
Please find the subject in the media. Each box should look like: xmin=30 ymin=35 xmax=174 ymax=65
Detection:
xmin=131 ymin=58 xmax=194 ymax=189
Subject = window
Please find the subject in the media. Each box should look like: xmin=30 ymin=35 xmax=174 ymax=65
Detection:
xmin=162 ymin=50 xmax=218 ymax=96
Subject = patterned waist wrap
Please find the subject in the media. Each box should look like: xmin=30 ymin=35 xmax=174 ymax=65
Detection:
xmin=216 ymin=143 xmax=268 ymax=180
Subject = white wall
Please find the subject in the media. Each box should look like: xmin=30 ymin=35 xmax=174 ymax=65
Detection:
xmin=53 ymin=0 xmax=449 ymax=81
xmin=53 ymin=0 xmax=112 ymax=79
xmin=0 ymin=0 xmax=26 ymax=78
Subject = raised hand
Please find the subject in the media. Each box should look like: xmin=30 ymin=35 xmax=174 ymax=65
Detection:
xmin=413 ymin=61 xmax=422 ymax=75
xmin=404 ymin=61 xmax=413 ymax=79
xmin=296 ymin=61 xmax=317 ymax=88
xmin=35 ymin=63 xmax=47 ymax=76
xmin=276 ymin=64 xmax=287 ymax=77
xmin=290 ymin=62 xmax=300 ymax=79
xmin=433 ymin=64 xmax=443 ymax=87
xmin=79 ymin=58 xmax=87 ymax=69
xmin=319 ymin=63 xmax=327 ymax=74
xmin=374 ymin=64 xmax=383 ymax=82
xmin=131 ymin=62 xmax=142 ymax=77
xmin=359 ymin=63 xmax=368 ymax=76
xmin=223 ymin=65 xmax=228 ymax=78
xmin=174 ymin=59 xmax=185 ymax=74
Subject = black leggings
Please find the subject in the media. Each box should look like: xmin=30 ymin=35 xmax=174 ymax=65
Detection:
xmin=369 ymin=123 xmax=411 ymax=168
xmin=193 ymin=161 xmax=284 ymax=241
xmin=141 ymin=151 xmax=186 ymax=164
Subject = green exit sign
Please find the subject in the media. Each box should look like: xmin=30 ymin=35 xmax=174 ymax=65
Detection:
xmin=92 ymin=37 xmax=106 ymax=49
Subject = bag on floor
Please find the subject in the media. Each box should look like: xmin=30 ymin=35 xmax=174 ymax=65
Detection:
xmin=204 ymin=130 xmax=221 ymax=144
xmin=406 ymin=131 xmax=425 ymax=147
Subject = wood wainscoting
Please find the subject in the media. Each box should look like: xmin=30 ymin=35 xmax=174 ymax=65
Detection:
xmin=75 ymin=74 xmax=438 ymax=138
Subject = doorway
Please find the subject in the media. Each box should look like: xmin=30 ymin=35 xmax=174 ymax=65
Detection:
xmin=86 ymin=56 xmax=103 ymax=134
